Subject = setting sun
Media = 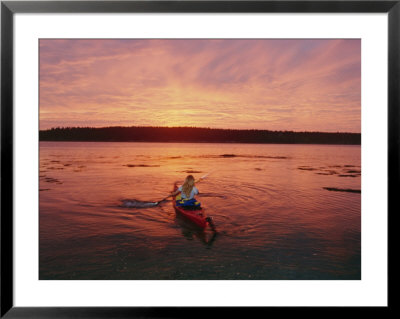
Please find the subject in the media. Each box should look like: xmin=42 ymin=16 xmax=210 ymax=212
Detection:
xmin=39 ymin=39 xmax=361 ymax=132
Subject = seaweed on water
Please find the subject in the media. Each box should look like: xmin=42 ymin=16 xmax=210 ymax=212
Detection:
xmin=268 ymin=156 xmax=288 ymax=159
xmin=301 ymin=165 xmax=360 ymax=177
xmin=298 ymin=166 xmax=316 ymax=171
xmin=345 ymin=170 xmax=361 ymax=174
xmin=124 ymin=164 xmax=160 ymax=168
xmin=220 ymin=154 xmax=237 ymax=158
xmin=323 ymin=170 xmax=338 ymax=175
xmin=323 ymin=187 xmax=361 ymax=193
xmin=166 ymin=156 xmax=182 ymax=159
xmin=44 ymin=177 xmax=62 ymax=184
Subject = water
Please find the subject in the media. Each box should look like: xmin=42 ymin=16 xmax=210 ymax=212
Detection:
xmin=39 ymin=142 xmax=361 ymax=280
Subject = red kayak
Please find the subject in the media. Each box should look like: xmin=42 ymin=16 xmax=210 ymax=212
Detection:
xmin=172 ymin=184 xmax=210 ymax=229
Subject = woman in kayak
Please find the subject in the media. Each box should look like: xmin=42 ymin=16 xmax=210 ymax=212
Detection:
xmin=170 ymin=175 xmax=201 ymax=208
xmin=170 ymin=174 xmax=216 ymax=231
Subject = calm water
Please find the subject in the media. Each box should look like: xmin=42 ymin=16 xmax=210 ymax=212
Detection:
xmin=39 ymin=142 xmax=361 ymax=280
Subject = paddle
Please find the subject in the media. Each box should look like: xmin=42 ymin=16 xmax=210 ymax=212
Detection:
xmin=122 ymin=172 xmax=213 ymax=208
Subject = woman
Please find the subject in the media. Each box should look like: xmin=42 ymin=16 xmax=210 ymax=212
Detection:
xmin=171 ymin=175 xmax=201 ymax=208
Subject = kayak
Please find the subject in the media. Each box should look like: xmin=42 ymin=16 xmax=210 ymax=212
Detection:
xmin=172 ymin=184 xmax=209 ymax=228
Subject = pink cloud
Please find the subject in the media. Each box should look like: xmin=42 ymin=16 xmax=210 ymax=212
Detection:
xmin=40 ymin=39 xmax=361 ymax=132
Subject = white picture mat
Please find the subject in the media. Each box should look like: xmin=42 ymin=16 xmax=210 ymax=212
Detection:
xmin=13 ymin=13 xmax=388 ymax=307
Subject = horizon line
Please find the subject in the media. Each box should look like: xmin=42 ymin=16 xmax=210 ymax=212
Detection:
xmin=40 ymin=125 xmax=361 ymax=135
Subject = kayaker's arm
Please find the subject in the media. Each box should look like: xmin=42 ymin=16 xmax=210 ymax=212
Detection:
xmin=170 ymin=189 xmax=180 ymax=196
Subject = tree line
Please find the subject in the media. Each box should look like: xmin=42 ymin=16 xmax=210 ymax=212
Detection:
xmin=39 ymin=126 xmax=361 ymax=145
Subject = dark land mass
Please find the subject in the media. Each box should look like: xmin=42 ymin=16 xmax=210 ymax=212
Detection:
xmin=39 ymin=126 xmax=361 ymax=145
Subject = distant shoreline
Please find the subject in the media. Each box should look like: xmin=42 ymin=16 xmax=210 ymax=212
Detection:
xmin=39 ymin=140 xmax=361 ymax=146
xmin=39 ymin=126 xmax=361 ymax=145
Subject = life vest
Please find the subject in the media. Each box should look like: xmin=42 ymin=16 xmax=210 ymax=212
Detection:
xmin=175 ymin=197 xmax=201 ymax=208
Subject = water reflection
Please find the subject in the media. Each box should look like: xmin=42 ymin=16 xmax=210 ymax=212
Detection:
xmin=175 ymin=214 xmax=218 ymax=247
xmin=40 ymin=142 xmax=360 ymax=280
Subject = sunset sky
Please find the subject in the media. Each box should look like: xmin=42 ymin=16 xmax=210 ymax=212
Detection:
xmin=39 ymin=39 xmax=361 ymax=132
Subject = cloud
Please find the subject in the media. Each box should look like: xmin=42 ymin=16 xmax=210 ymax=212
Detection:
xmin=40 ymin=39 xmax=361 ymax=132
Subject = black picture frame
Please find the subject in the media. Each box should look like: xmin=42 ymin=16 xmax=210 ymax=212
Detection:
xmin=1 ymin=0 xmax=396 ymax=317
